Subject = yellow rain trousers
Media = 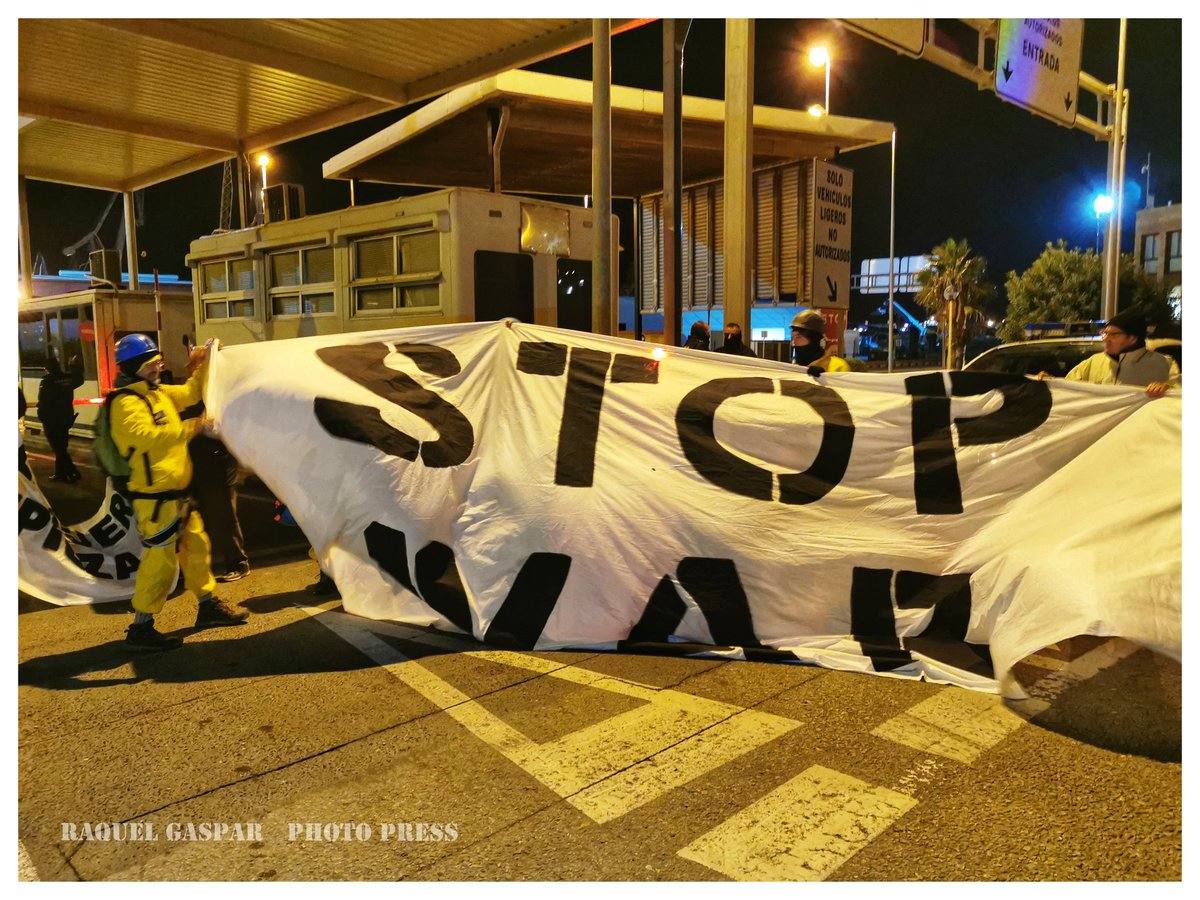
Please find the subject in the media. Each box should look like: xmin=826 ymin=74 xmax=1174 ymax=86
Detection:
xmin=130 ymin=497 xmax=215 ymax=615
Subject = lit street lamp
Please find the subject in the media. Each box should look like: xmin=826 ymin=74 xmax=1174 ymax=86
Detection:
xmin=1093 ymin=192 xmax=1114 ymax=253
xmin=807 ymin=104 xmax=826 ymax=118
xmin=808 ymin=45 xmax=831 ymax=114
xmin=256 ymin=152 xmax=272 ymax=224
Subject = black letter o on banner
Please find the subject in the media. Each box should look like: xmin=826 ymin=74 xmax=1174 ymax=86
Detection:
xmin=676 ymin=377 xmax=854 ymax=504
xmin=777 ymin=380 xmax=854 ymax=504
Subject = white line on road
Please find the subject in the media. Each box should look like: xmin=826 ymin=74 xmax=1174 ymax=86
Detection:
xmin=677 ymin=764 xmax=917 ymax=881
xmin=300 ymin=605 xmax=797 ymax=823
xmin=870 ymin=638 xmax=1142 ymax=764
xmin=18 ymin=840 xmax=39 ymax=881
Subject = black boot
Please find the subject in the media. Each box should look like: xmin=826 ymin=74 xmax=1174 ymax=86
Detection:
xmin=194 ymin=595 xmax=250 ymax=628
xmin=126 ymin=621 xmax=183 ymax=652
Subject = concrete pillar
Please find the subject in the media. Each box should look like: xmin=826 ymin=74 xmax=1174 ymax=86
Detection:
xmin=236 ymin=153 xmax=249 ymax=228
xmin=123 ymin=190 xmax=140 ymax=290
xmin=662 ymin=19 xmax=685 ymax=346
xmin=18 ymin=175 xmax=33 ymax=300
xmin=591 ymin=19 xmax=613 ymax=335
xmin=722 ymin=19 xmax=754 ymax=338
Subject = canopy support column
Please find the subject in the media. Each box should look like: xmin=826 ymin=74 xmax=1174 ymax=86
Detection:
xmin=123 ymin=190 xmax=140 ymax=290
xmin=18 ymin=175 xmax=33 ymax=300
xmin=722 ymin=19 xmax=754 ymax=339
xmin=662 ymin=19 xmax=686 ymax=346
xmin=591 ymin=18 xmax=613 ymax=335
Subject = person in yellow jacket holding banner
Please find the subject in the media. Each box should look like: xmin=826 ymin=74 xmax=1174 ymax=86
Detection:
xmin=790 ymin=310 xmax=851 ymax=374
xmin=109 ymin=334 xmax=249 ymax=651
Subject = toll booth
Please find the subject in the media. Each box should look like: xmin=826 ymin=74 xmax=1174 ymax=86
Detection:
xmin=185 ymin=187 xmax=616 ymax=347
xmin=322 ymin=69 xmax=894 ymax=352
xmin=18 ymin=286 xmax=196 ymax=434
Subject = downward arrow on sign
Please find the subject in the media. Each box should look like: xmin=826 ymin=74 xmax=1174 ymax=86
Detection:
xmin=1002 ymin=60 xmax=1013 ymax=82
xmin=825 ymin=276 xmax=838 ymax=304
xmin=1064 ymin=93 xmax=1073 ymax=112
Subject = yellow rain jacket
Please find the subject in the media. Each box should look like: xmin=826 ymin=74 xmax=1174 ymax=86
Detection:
xmin=810 ymin=354 xmax=851 ymax=373
xmin=109 ymin=359 xmax=208 ymax=495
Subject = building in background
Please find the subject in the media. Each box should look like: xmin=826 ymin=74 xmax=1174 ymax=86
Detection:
xmin=1134 ymin=202 xmax=1182 ymax=317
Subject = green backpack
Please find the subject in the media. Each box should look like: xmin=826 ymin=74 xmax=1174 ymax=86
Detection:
xmin=93 ymin=389 xmax=151 ymax=480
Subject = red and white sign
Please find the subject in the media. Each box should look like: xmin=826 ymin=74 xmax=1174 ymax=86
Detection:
xmin=79 ymin=321 xmax=95 ymax=343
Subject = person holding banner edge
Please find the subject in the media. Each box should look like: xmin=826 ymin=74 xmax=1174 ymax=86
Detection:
xmin=1056 ymin=311 xmax=1179 ymax=398
xmin=790 ymin=309 xmax=850 ymax=374
xmin=109 ymin=334 xmax=249 ymax=651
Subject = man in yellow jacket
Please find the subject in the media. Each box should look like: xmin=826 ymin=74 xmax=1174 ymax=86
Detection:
xmin=109 ymin=334 xmax=248 ymax=651
xmin=790 ymin=310 xmax=851 ymax=374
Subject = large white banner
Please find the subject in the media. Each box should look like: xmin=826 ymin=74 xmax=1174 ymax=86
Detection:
xmin=18 ymin=450 xmax=144 ymax=605
xmin=205 ymin=322 xmax=1181 ymax=696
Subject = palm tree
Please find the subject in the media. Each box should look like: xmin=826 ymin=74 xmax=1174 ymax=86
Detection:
xmin=914 ymin=238 xmax=996 ymax=368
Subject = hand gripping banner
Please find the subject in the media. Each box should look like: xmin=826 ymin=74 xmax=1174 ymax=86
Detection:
xmin=204 ymin=322 xmax=1181 ymax=696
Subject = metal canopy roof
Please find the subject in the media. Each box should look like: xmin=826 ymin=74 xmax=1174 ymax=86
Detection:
xmin=322 ymin=70 xmax=895 ymax=198
xmin=18 ymin=19 xmax=646 ymax=192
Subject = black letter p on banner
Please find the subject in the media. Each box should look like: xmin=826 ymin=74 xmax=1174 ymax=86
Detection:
xmin=905 ymin=371 xmax=1051 ymax=515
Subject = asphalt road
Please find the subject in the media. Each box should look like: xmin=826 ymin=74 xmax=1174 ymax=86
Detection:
xmin=17 ymin=555 xmax=1181 ymax=882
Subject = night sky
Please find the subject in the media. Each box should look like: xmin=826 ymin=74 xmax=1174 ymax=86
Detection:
xmin=23 ymin=18 xmax=1181 ymax=320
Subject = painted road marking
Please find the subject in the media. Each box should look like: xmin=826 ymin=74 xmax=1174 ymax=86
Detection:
xmin=872 ymin=638 xmax=1142 ymax=763
xmin=678 ymin=765 xmax=917 ymax=881
xmin=870 ymin=689 xmax=1028 ymax=764
xmin=1024 ymin=637 xmax=1142 ymax=701
xmin=303 ymin=606 xmax=797 ymax=824
xmin=18 ymin=840 xmax=39 ymax=881
xmin=1020 ymin=653 xmax=1068 ymax=672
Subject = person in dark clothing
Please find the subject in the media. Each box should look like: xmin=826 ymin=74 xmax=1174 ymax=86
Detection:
xmin=19 ymin=386 xmax=31 ymax=480
xmin=37 ymin=354 xmax=84 ymax=482
xmin=716 ymin=322 xmax=758 ymax=358
xmin=684 ymin=321 xmax=711 ymax=350
xmin=188 ymin=434 xmax=250 ymax=582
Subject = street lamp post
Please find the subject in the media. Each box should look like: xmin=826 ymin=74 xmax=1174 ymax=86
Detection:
xmin=1093 ymin=193 xmax=1113 ymax=254
xmin=808 ymin=45 xmax=830 ymax=114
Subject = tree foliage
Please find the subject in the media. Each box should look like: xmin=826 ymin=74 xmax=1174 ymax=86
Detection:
xmin=913 ymin=237 xmax=996 ymax=366
xmin=1000 ymin=240 xmax=1176 ymax=341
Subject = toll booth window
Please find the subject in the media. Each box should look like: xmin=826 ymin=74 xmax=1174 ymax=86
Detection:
xmin=59 ymin=306 xmax=85 ymax=374
xmin=474 ymin=251 xmax=533 ymax=323
xmin=18 ymin=313 xmax=48 ymax=372
xmin=200 ymin=257 xmax=256 ymax=321
xmin=351 ymin=230 xmax=442 ymax=314
xmin=556 ymin=259 xmax=593 ymax=332
xmin=79 ymin=305 xmax=97 ymax=380
xmin=1143 ymin=234 xmax=1160 ymax=275
xmin=268 ymin=246 xmax=335 ymax=318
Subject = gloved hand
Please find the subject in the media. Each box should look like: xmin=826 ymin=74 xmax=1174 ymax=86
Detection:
xmin=807 ymin=365 xmax=825 ymax=378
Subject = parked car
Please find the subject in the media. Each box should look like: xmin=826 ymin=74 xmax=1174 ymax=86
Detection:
xmin=964 ymin=338 xmax=1182 ymax=378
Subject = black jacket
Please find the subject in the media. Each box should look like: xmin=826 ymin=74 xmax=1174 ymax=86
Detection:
xmin=36 ymin=367 xmax=83 ymax=430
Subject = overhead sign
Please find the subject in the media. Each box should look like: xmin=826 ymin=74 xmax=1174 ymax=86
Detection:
xmin=995 ymin=19 xmax=1084 ymax=127
xmin=840 ymin=19 xmax=926 ymax=57
xmin=810 ymin=159 xmax=853 ymax=311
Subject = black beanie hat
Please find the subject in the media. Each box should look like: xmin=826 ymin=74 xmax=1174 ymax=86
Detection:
xmin=1105 ymin=310 xmax=1147 ymax=340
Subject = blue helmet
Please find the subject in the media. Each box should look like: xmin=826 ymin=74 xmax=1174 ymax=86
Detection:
xmin=115 ymin=333 xmax=159 ymax=365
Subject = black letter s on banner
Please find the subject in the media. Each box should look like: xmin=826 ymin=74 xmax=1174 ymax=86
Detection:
xmin=313 ymin=342 xmax=474 ymax=467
